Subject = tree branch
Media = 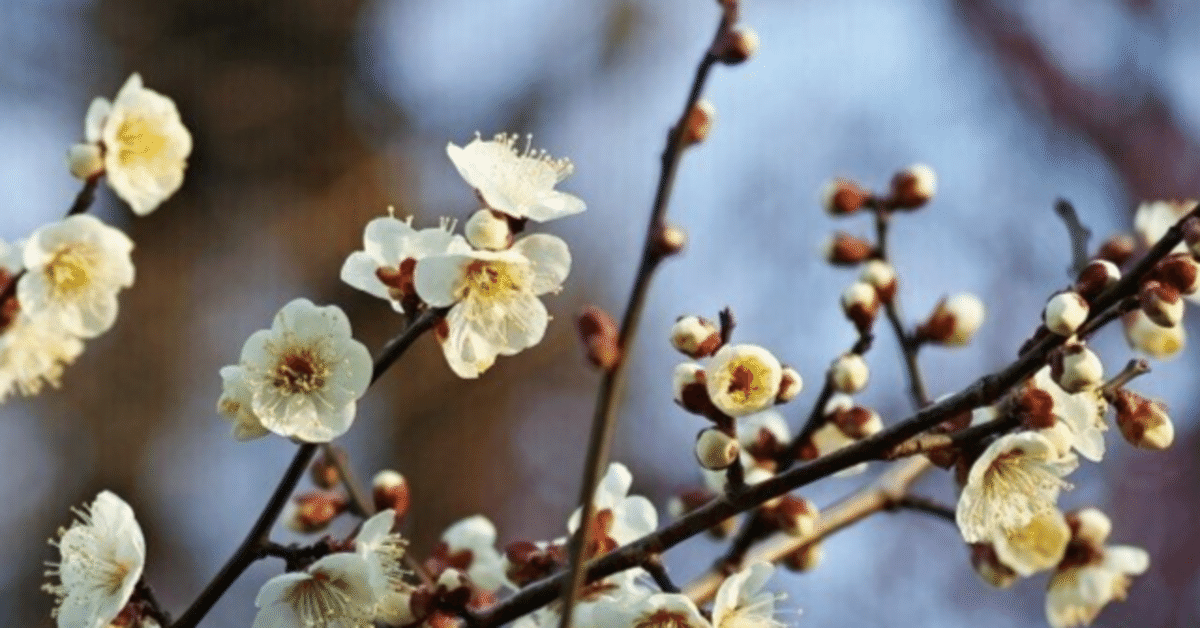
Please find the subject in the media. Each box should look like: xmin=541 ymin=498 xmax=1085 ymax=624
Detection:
xmin=1054 ymin=198 xmax=1092 ymax=277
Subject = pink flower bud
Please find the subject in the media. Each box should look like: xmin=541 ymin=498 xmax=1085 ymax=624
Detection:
xmin=889 ymin=163 xmax=936 ymax=209
xmin=821 ymin=178 xmax=871 ymax=216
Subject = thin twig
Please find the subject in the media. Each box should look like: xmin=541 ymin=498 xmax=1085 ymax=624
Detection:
xmin=1054 ymin=199 xmax=1092 ymax=277
xmin=889 ymin=494 xmax=957 ymax=522
xmin=643 ymin=555 xmax=681 ymax=594
xmin=873 ymin=209 xmax=930 ymax=408
xmin=556 ymin=7 xmax=738 ymax=628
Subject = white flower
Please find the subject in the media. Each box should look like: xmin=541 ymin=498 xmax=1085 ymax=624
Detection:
xmin=712 ymin=562 xmax=784 ymax=628
xmin=607 ymin=592 xmax=712 ymax=628
xmin=216 ymin=365 xmax=270 ymax=441
xmin=354 ymin=510 xmax=413 ymax=623
xmin=340 ymin=213 xmax=469 ymax=313
xmin=568 ymin=463 xmax=658 ymax=546
xmin=415 ymin=233 xmax=570 ymax=378
xmin=446 ymin=133 xmax=585 ymax=222
xmin=83 ymin=73 xmax=192 ymax=215
xmin=1046 ymin=546 xmax=1149 ymax=628
xmin=1133 ymin=200 xmax=1195 ymax=252
xmin=704 ymin=344 xmax=783 ymax=418
xmin=1033 ymin=367 xmax=1108 ymax=463
xmin=43 ymin=491 xmax=145 ymax=628
xmin=19 ymin=215 xmax=134 ymax=339
xmin=252 ymin=553 xmax=376 ymax=628
xmin=1123 ymin=309 xmax=1185 ymax=359
xmin=229 ymin=299 xmax=372 ymax=443
xmin=991 ymin=509 xmax=1071 ymax=577
xmin=956 ymin=432 xmax=1077 ymax=544
xmin=439 ymin=515 xmax=506 ymax=592
xmin=0 ymin=311 xmax=85 ymax=400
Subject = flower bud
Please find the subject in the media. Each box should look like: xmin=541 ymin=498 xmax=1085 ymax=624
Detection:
xmin=705 ymin=344 xmax=784 ymax=417
xmin=833 ymin=405 xmax=883 ymax=440
xmin=462 ymin=209 xmax=510 ymax=250
xmin=682 ymin=99 xmax=716 ymax=145
xmin=373 ymin=470 xmax=411 ymax=517
xmin=1095 ymin=233 xmax=1136 ymax=267
xmin=1013 ymin=379 xmax=1056 ymax=430
xmin=830 ymin=353 xmax=869 ymax=394
xmin=889 ymin=163 xmax=936 ymax=209
xmin=68 ymin=143 xmax=104 ymax=180
xmin=841 ymin=281 xmax=880 ymax=333
xmin=1139 ymin=280 xmax=1184 ymax=328
xmin=1049 ymin=342 xmax=1104 ymax=394
xmin=821 ymin=178 xmax=871 ymax=216
xmin=1183 ymin=217 xmax=1200 ymax=259
xmin=1112 ymin=389 xmax=1174 ymax=450
xmin=673 ymin=363 xmax=716 ymax=415
xmin=1123 ymin=310 xmax=1185 ymax=358
xmin=916 ymin=293 xmax=985 ymax=346
xmin=310 ymin=448 xmax=345 ymax=490
xmin=436 ymin=568 xmax=471 ymax=601
xmin=578 ymin=305 xmax=621 ymax=370
xmin=773 ymin=495 xmax=819 ymax=538
xmin=776 ymin=366 xmax=803 ymax=404
xmin=969 ymin=543 xmax=1018 ymax=589
xmin=859 ymin=259 xmax=897 ymax=303
xmin=824 ymin=232 xmax=874 ymax=266
xmin=695 ymin=428 xmax=740 ymax=470
xmin=1066 ymin=507 xmax=1111 ymax=549
xmin=670 ymin=315 xmax=721 ymax=358
xmin=285 ymin=491 xmax=347 ymax=534
xmin=653 ymin=222 xmax=687 ymax=257
xmin=1043 ymin=291 xmax=1089 ymax=336
xmin=714 ymin=24 xmax=759 ymax=64
xmin=1151 ymin=253 xmax=1200 ymax=296
xmin=1073 ymin=260 xmax=1121 ymax=302
xmin=782 ymin=541 xmax=824 ymax=572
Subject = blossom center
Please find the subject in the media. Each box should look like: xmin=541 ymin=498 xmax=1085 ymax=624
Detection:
xmin=726 ymin=363 xmax=767 ymax=403
xmin=115 ymin=116 xmax=167 ymax=167
xmin=459 ymin=260 xmax=523 ymax=302
xmin=635 ymin=609 xmax=696 ymax=628
xmin=273 ymin=349 xmax=328 ymax=394
xmin=46 ymin=245 xmax=95 ymax=297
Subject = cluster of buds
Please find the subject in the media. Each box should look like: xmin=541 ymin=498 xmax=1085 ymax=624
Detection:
xmin=821 ymin=163 xmax=937 ymax=216
xmin=914 ymin=293 xmax=986 ymax=347
xmin=796 ymin=394 xmax=882 ymax=474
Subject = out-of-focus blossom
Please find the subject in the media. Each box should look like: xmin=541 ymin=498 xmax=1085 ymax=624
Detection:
xmin=712 ymin=562 xmax=784 ymax=628
xmin=252 ymin=553 xmax=376 ymax=628
xmin=446 ymin=133 xmax=585 ymax=222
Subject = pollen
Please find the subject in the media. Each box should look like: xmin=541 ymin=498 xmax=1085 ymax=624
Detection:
xmin=460 ymin=260 xmax=523 ymax=301
xmin=115 ymin=116 xmax=167 ymax=167
xmin=272 ymin=349 xmax=328 ymax=394
xmin=46 ymin=245 xmax=94 ymax=297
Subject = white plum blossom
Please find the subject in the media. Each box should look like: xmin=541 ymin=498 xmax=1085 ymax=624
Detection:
xmin=1046 ymin=546 xmax=1149 ymax=628
xmin=439 ymin=515 xmax=506 ymax=592
xmin=415 ymin=233 xmax=570 ymax=378
xmin=19 ymin=215 xmax=134 ymax=339
xmin=252 ymin=553 xmax=376 ymax=628
xmin=712 ymin=562 xmax=785 ymax=628
xmin=340 ymin=213 xmax=469 ymax=313
xmin=704 ymin=344 xmax=784 ymax=418
xmin=447 ymin=133 xmax=586 ymax=222
xmin=43 ymin=491 xmax=145 ymax=628
xmin=0 ymin=242 xmax=85 ymax=398
xmin=80 ymin=73 xmax=192 ymax=215
xmin=568 ymin=463 xmax=658 ymax=546
xmin=216 ymin=365 xmax=270 ymax=441
xmin=607 ymin=591 xmax=713 ymax=628
xmin=354 ymin=510 xmax=414 ymax=624
xmin=226 ymin=299 xmax=372 ymax=443
xmin=956 ymin=432 xmax=1078 ymax=544
xmin=991 ymin=509 xmax=1071 ymax=577
xmin=1033 ymin=367 xmax=1108 ymax=463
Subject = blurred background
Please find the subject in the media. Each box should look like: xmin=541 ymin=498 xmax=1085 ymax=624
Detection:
xmin=2 ymin=0 xmax=1199 ymax=625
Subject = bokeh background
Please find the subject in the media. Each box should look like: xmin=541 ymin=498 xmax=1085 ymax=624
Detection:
xmin=2 ymin=0 xmax=1199 ymax=625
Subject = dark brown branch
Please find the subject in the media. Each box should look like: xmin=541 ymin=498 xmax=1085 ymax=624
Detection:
xmin=883 ymin=414 xmax=1019 ymax=460
xmin=1054 ymin=198 xmax=1092 ymax=276
xmin=643 ymin=555 xmax=680 ymax=594
xmin=556 ymin=6 xmax=738 ymax=628
xmin=889 ymin=494 xmax=957 ymax=522
xmin=873 ymin=208 xmax=930 ymax=408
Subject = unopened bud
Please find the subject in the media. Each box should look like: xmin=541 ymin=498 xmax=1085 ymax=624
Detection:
xmin=682 ymin=99 xmax=716 ymax=145
xmin=969 ymin=543 xmax=1018 ymax=589
xmin=67 ymin=143 xmax=104 ymax=180
xmin=1183 ymin=217 xmax=1200 ymax=259
xmin=673 ymin=363 xmax=715 ymax=415
xmin=1095 ymin=234 xmax=1136 ymax=267
xmin=1050 ymin=342 xmax=1104 ymax=394
xmin=695 ymin=428 xmax=740 ymax=470
xmin=1112 ymin=389 xmax=1174 ymax=450
xmin=821 ymin=178 xmax=871 ymax=216
xmin=889 ymin=163 xmax=936 ymax=209
xmin=1066 ymin=507 xmax=1111 ymax=549
xmin=714 ymin=24 xmax=759 ymax=64
xmin=671 ymin=315 xmax=721 ymax=358
xmin=1014 ymin=380 xmax=1056 ymax=430
xmin=833 ymin=405 xmax=883 ymax=440
xmin=464 ymin=209 xmax=513 ymax=251
xmin=578 ymin=305 xmax=621 ymax=370
xmin=1074 ymin=260 xmax=1121 ymax=302
xmin=830 ymin=353 xmax=869 ymax=394
xmin=824 ymin=232 xmax=874 ymax=266
xmin=653 ymin=222 xmax=687 ymax=257
xmin=841 ymin=281 xmax=880 ymax=333
xmin=773 ymin=495 xmax=819 ymax=537
xmin=437 ymin=567 xmax=471 ymax=597
xmin=859 ymin=259 xmax=897 ymax=303
xmin=285 ymin=492 xmax=347 ymax=534
xmin=776 ymin=366 xmax=803 ymax=404
xmin=1139 ymin=280 xmax=1184 ymax=328
xmin=1123 ymin=310 xmax=1185 ymax=359
xmin=783 ymin=542 xmax=824 ymax=572
xmin=917 ymin=293 xmax=985 ymax=346
xmin=1151 ymin=253 xmax=1200 ymax=296
xmin=1043 ymin=291 xmax=1089 ymax=336
xmin=310 ymin=448 xmax=345 ymax=490
xmin=372 ymin=470 xmax=410 ymax=517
